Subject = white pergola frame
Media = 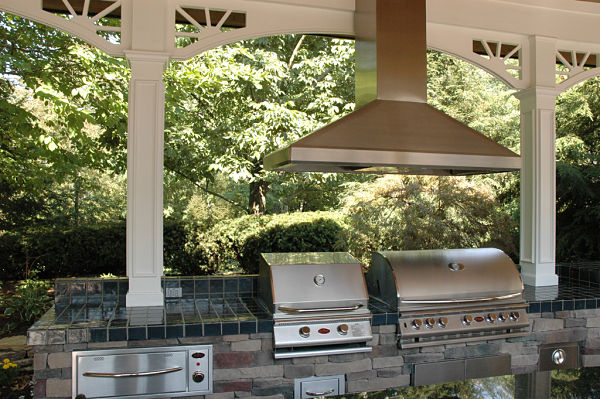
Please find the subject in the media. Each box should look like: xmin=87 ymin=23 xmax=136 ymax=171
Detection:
xmin=2 ymin=0 xmax=600 ymax=306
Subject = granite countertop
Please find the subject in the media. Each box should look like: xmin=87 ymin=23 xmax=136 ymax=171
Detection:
xmin=26 ymin=263 xmax=600 ymax=345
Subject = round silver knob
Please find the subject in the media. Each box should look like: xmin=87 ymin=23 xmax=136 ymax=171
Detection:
xmin=412 ymin=319 xmax=423 ymax=329
xmin=510 ymin=311 xmax=520 ymax=321
xmin=463 ymin=315 xmax=473 ymax=326
xmin=337 ymin=324 xmax=349 ymax=335
xmin=498 ymin=312 xmax=509 ymax=322
xmin=438 ymin=317 xmax=448 ymax=328
xmin=192 ymin=371 xmax=205 ymax=383
xmin=299 ymin=326 xmax=310 ymax=338
xmin=552 ymin=349 xmax=566 ymax=365
xmin=313 ymin=274 xmax=325 ymax=286
xmin=487 ymin=313 xmax=497 ymax=323
xmin=425 ymin=317 xmax=436 ymax=329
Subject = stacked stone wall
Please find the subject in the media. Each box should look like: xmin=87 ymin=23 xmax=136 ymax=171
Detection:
xmin=31 ymin=309 xmax=600 ymax=399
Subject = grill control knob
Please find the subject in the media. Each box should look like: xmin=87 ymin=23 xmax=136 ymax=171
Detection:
xmin=192 ymin=371 xmax=205 ymax=383
xmin=498 ymin=312 xmax=509 ymax=322
xmin=438 ymin=317 xmax=448 ymax=328
xmin=487 ymin=313 xmax=497 ymax=323
xmin=337 ymin=324 xmax=349 ymax=335
xmin=463 ymin=315 xmax=473 ymax=326
xmin=425 ymin=318 xmax=436 ymax=329
xmin=299 ymin=326 xmax=311 ymax=338
xmin=552 ymin=349 xmax=566 ymax=365
xmin=510 ymin=311 xmax=520 ymax=321
xmin=411 ymin=319 xmax=423 ymax=329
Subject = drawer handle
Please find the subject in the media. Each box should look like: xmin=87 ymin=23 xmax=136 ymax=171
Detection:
xmin=83 ymin=366 xmax=183 ymax=378
xmin=305 ymin=388 xmax=335 ymax=396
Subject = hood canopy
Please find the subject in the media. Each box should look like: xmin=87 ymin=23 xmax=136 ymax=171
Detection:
xmin=264 ymin=0 xmax=520 ymax=175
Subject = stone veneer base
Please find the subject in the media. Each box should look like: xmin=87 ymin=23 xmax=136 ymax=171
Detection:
xmin=31 ymin=308 xmax=600 ymax=399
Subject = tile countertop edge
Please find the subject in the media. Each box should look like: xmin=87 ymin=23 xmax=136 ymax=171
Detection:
xmin=27 ymin=301 xmax=600 ymax=346
xmin=27 ymin=273 xmax=600 ymax=346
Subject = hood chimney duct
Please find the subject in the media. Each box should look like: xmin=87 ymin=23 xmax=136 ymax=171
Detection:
xmin=356 ymin=0 xmax=426 ymax=106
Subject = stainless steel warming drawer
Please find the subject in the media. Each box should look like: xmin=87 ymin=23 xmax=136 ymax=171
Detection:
xmin=72 ymin=345 xmax=212 ymax=399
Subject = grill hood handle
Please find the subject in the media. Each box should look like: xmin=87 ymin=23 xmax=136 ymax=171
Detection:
xmin=277 ymin=304 xmax=364 ymax=314
xmin=399 ymin=292 xmax=522 ymax=304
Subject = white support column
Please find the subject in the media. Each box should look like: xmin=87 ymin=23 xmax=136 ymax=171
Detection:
xmin=125 ymin=51 xmax=169 ymax=307
xmin=516 ymin=36 xmax=559 ymax=286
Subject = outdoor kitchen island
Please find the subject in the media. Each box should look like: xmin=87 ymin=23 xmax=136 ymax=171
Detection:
xmin=26 ymin=262 xmax=600 ymax=399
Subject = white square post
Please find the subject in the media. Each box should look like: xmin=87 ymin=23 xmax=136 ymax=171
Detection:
xmin=125 ymin=51 xmax=169 ymax=307
xmin=516 ymin=36 xmax=560 ymax=287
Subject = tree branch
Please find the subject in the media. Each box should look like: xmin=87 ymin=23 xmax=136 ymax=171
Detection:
xmin=167 ymin=167 xmax=250 ymax=213
xmin=288 ymin=35 xmax=306 ymax=70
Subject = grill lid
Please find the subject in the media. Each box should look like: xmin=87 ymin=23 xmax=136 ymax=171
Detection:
xmin=259 ymin=252 xmax=369 ymax=313
xmin=367 ymin=248 xmax=524 ymax=308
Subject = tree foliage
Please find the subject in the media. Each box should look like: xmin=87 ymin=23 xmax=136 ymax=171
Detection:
xmin=341 ymin=175 xmax=518 ymax=265
xmin=0 ymin=13 xmax=129 ymax=230
xmin=555 ymin=77 xmax=600 ymax=261
xmin=164 ymin=35 xmax=360 ymax=214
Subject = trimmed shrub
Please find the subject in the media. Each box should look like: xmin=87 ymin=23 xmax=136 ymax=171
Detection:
xmin=0 ymin=220 xmax=191 ymax=279
xmin=191 ymin=211 xmax=348 ymax=274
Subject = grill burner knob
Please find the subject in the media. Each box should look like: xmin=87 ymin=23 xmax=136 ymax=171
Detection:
xmin=498 ymin=312 xmax=509 ymax=322
xmin=425 ymin=318 xmax=436 ymax=329
xmin=438 ymin=317 xmax=448 ymax=328
xmin=299 ymin=326 xmax=311 ymax=338
xmin=412 ymin=319 xmax=423 ymax=329
xmin=487 ymin=313 xmax=497 ymax=323
xmin=510 ymin=311 xmax=520 ymax=321
xmin=337 ymin=324 xmax=349 ymax=335
xmin=463 ymin=315 xmax=473 ymax=326
xmin=192 ymin=371 xmax=205 ymax=383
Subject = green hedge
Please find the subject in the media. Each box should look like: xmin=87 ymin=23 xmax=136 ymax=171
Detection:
xmin=0 ymin=212 xmax=348 ymax=279
xmin=191 ymin=211 xmax=348 ymax=274
xmin=0 ymin=220 xmax=189 ymax=280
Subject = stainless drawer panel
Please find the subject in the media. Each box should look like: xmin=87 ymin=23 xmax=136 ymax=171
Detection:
xmin=413 ymin=360 xmax=464 ymax=386
xmin=73 ymin=345 xmax=213 ymax=399
xmin=295 ymin=375 xmax=345 ymax=399
xmin=77 ymin=351 xmax=187 ymax=398
xmin=465 ymin=355 xmax=511 ymax=379
xmin=539 ymin=343 xmax=579 ymax=371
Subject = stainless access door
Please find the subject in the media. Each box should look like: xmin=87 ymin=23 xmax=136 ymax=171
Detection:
xmin=76 ymin=350 xmax=187 ymax=398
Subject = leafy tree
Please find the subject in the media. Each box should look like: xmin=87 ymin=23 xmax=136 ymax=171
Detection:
xmin=164 ymin=35 xmax=360 ymax=214
xmin=551 ymin=367 xmax=600 ymax=398
xmin=341 ymin=175 xmax=518 ymax=265
xmin=555 ymin=77 xmax=600 ymax=261
xmin=0 ymin=12 xmax=129 ymax=230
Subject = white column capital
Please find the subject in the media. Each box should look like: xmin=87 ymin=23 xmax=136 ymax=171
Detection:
xmin=514 ymin=87 xmax=560 ymax=110
xmin=125 ymin=51 xmax=170 ymax=81
xmin=125 ymin=50 xmax=171 ymax=63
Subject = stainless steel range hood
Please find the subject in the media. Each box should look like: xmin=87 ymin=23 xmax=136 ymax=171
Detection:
xmin=263 ymin=0 xmax=520 ymax=175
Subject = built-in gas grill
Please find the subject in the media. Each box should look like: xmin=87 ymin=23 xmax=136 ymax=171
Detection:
xmin=259 ymin=252 xmax=373 ymax=359
xmin=366 ymin=248 xmax=529 ymax=348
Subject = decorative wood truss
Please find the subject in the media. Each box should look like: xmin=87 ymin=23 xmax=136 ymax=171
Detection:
xmin=0 ymin=0 xmax=599 ymax=93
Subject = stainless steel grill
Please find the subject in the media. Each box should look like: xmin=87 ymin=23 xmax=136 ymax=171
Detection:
xmin=258 ymin=252 xmax=373 ymax=359
xmin=366 ymin=248 xmax=529 ymax=348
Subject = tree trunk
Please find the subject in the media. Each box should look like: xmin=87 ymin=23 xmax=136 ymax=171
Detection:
xmin=74 ymin=178 xmax=81 ymax=226
xmin=249 ymin=180 xmax=269 ymax=215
